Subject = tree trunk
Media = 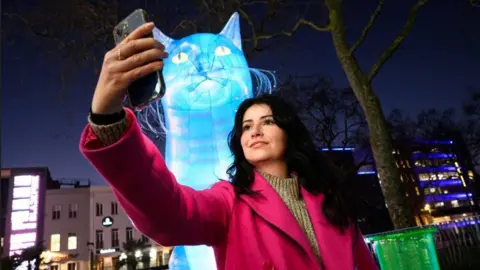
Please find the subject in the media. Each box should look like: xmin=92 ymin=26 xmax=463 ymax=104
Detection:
xmin=326 ymin=0 xmax=416 ymax=229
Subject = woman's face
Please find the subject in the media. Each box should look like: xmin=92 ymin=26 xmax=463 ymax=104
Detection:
xmin=240 ymin=104 xmax=287 ymax=166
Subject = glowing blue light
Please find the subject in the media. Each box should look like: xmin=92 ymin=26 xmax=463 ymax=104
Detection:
xmin=424 ymin=192 xmax=472 ymax=203
xmin=320 ymin=147 xmax=355 ymax=151
xmin=414 ymin=166 xmax=458 ymax=173
xmin=142 ymin=13 xmax=274 ymax=270
xmin=413 ymin=139 xmax=454 ymax=145
xmin=411 ymin=153 xmax=455 ymax=159
xmin=357 ymin=171 xmax=377 ymax=175
xmin=418 ymin=179 xmax=463 ymax=188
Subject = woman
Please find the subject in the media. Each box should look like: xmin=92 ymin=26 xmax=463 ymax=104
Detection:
xmin=81 ymin=22 xmax=378 ymax=270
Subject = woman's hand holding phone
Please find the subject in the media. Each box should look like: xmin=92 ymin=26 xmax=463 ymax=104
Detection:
xmin=91 ymin=22 xmax=168 ymax=115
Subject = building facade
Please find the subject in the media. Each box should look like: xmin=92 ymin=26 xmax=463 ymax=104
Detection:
xmin=41 ymin=184 xmax=172 ymax=270
xmin=1 ymin=168 xmax=171 ymax=270
xmin=1 ymin=167 xmax=53 ymax=260
xmin=322 ymin=138 xmax=479 ymax=231
xmin=43 ymin=184 xmax=91 ymax=270
xmin=394 ymin=139 xmax=478 ymax=224
xmin=89 ymin=186 xmax=171 ymax=270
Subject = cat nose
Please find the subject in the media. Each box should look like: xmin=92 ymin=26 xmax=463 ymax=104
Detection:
xmin=196 ymin=60 xmax=211 ymax=75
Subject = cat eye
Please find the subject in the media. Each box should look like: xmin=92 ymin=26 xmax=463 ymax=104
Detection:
xmin=215 ymin=46 xmax=231 ymax=56
xmin=172 ymin=52 xmax=189 ymax=64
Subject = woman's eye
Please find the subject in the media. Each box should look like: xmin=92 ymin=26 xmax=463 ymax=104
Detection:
xmin=264 ymin=119 xmax=274 ymax=125
xmin=242 ymin=125 xmax=250 ymax=131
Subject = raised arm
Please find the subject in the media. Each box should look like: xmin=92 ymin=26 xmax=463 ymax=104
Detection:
xmin=80 ymin=109 xmax=234 ymax=246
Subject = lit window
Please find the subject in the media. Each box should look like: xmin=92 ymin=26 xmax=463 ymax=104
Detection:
xmin=50 ymin=234 xmax=60 ymax=251
xmin=434 ymin=202 xmax=444 ymax=207
xmin=451 ymin=200 xmax=459 ymax=207
xmin=68 ymin=233 xmax=77 ymax=250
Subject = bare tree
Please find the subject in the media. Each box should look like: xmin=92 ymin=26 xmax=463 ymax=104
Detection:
xmin=388 ymin=108 xmax=460 ymax=140
xmin=276 ymin=74 xmax=367 ymax=149
xmin=464 ymin=91 xmax=480 ymax=166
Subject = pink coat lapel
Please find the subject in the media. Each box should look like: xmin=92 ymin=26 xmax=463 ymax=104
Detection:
xmin=302 ymin=188 xmax=356 ymax=269
xmin=239 ymin=171 xmax=320 ymax=267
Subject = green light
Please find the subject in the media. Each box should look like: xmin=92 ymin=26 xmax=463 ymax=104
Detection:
xmin=366 ymin=227 xmax=440 ymax=270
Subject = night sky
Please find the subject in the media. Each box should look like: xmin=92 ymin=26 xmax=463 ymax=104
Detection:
xmin=2 ymin=0 xmax=479 ymax=185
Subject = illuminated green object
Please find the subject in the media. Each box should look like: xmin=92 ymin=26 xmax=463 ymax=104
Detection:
xmin=366 ymin=227 xmax=440 ymax=270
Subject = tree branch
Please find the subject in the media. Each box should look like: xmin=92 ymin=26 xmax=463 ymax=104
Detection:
xmin=349 ymin=0 xmax=384 ymax=55
xmin=239 ymin=6 xmax=330 ymax=48
xmin=367 ymin=0 xmax=428 ymax=85
xmin=258 ymin=18 xmax=330 ymax=39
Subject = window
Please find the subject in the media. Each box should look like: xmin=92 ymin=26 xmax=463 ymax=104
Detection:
xmin=67 ymin=262 xmax=76 ymax=270
xmin=126 ymin=227 xmax=133 ymax=242
xmin=69 ymin=204 xmax=78 ymax=219
xmin=96 ymin=203 xmax=103 ymax=216
xmin=111 ymin=202 xmax=118 ymax=215
xmin=51 ymin=266 xmax=59 ymax=270
xmin=111 ymin=229 xmax=119 ymax=247
xmin=451 ymin=200 xmax=460 ymax=207
xmin=68 ymin=233 xmax=77 ymax=250
xmin=52 ymin=205 xmax=61 ymax=220
xmin=141 ymin=235 xmax=149 ymax=243
xmin=434 ymin=202 xmax=444 ymax=208
xmin=50 ymin=234 xmax=61 ymax=251
xmin=95 ymin=230 xmax=103 ymax=249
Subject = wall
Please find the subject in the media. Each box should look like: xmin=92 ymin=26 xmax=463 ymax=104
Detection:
xmin=44 ymin=187 xmax=91 ymax=269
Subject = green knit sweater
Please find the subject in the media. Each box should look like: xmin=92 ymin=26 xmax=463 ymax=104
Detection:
xmin=259 ymin=171 xmax=322 ymax=261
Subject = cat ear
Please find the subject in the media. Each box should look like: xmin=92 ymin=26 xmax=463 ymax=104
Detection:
xmin=153 ymin=27 xmax=174 ymax=48
xmin=219 ymin=12 xmax=242 ymax=50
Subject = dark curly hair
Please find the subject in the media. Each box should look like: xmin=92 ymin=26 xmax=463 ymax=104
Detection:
xmin=227 ymin=94 xmax=356 ymax=232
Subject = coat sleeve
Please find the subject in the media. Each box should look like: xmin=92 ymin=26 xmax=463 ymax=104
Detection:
xmin=354 ymin=230 xmax=379 ymax=270
xmin=79 ymin=109 xmax=235 ymax=247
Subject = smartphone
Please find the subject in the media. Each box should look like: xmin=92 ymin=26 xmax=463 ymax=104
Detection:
xmin=113 ymin=9 xmax=166 ymax=111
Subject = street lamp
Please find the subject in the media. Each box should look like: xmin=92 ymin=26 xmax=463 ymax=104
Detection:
xmin=87 ymin=242 xmax=95 ymax=270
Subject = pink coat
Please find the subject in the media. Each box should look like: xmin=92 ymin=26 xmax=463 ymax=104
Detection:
xmin=80 ymin=109 xmax=378 ymax=270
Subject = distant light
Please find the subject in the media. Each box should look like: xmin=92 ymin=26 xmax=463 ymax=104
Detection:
xmin=320 ymin=147 xmax=355 ymax=151
xmin=419 ymin=179 xmax=462 ymax=188
xmin=357 ymin=171 xmax=376 ymax=175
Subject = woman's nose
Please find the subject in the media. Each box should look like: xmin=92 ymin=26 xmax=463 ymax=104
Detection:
xmin=250 ymin=126 xmax=263 ymax=138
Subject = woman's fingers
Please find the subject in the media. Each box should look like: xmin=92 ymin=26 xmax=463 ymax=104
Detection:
xmin=108 ymin=45 xmax=168 ymax=72
xmin=121 ymin=60 xmax=164 ymax=82
xmin=119 ymin=22 xmax=155 ymax=45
